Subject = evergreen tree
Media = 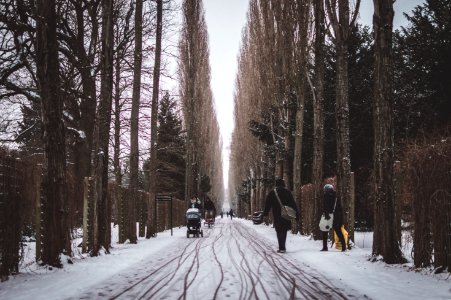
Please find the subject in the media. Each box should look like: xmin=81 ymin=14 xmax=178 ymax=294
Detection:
xmin=348 ymin=25 xmax=374 ymax=171
xmin=348 ymin=24 xmax=374 ymax=227
xmin=155 ymin=92 xmax=186 ymax=200
xmin=394 ymin=0 xmax=451 ymax=138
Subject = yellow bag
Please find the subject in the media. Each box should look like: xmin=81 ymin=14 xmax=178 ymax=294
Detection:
xmin=333 ymin=225 xmax=348 ymax=250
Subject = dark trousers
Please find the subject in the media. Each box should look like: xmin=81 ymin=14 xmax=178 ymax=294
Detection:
xmin=276 ymin=230 xmax=288 ymax=251
xmin=322 ymin=224 xmax=346 ymax=251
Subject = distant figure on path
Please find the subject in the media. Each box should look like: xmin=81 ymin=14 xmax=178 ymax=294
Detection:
xmin=229 ymin=209 xmax=234 ymax=220
xmin=204 ymin=196 xmax=216 ymax=218
xmin=263 ymin=178 xmax=299 ymax=253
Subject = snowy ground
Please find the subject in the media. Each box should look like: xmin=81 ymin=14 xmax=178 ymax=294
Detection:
xmin=0 ymin=217 xmax=450 ymax=300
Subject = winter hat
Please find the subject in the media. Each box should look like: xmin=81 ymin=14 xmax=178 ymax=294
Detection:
xmin=275 ymin=178 xmax=286 ymax=187
xmin=323 ymin=184 xmax=334 ymax=193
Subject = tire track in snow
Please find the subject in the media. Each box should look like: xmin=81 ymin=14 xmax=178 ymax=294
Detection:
xmin=107 ymin=234 xmax=206 ymax=299
xmin=71 ymin=219 xmax=366 ymax=300
xmin=234 ymin=221 xmax=360 ymax=299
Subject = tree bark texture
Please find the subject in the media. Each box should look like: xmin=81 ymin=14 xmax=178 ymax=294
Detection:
xmin=76 ymin=1 xmax=98 ymax=179
xmin=113 ymin=53 xmax=122 ymax=187
xmin=372 ymin=0 xmax=404 ymax=264
xmin=36 ymin=0 xmax=70 ymax=266
xmin=335 ymin=45 xmax=353 ymax=241
xmin=325 ymin=0 xmax=359 ymax=242
xmin=147 ymin=0 xmax=163 ymax=238
xmin=91 ymin=0 xmax=114 ymax=255
xmin=311 ymin=0 xmax=326 ymax=240
xmin=128 ymin=0 xmax=143 ymax=244
xmin=293 ymin=0 xmax=310 ymax=234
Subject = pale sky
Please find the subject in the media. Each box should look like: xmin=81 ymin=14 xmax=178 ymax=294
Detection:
xmin=201 ymin=0 xmax=425 ymax=191
xmin=203 ymin=0 xmax=249 ymax=188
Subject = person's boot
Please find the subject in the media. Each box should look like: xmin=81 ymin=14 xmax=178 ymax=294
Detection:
xmin=321 ymin=238 xmax=328 ymax=251
xmin=340 ymin=238 xmax=346 ymax=252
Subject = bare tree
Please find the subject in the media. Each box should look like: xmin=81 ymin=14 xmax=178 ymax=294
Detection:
xmin=292 ymin=0 xmax=311 ymax=234
xmin=90 ymin=0 xmax=115 ymax=255
xmin=36 ymin=0 xmax=70 ymax=266
xmin=58 ymin=1 xmax=100 ymax=191
xmin=128 ymin=0 xmax=143 ymax=244
xmin=179 ymin=0 xmax=223 ymax=212
xmin=146 ymin=0 xmax=163 ymax=238
xmin=180 ymin=0 xmax=199 ymax=203
xmin=371 ymin=0 xmax=404 ymax=263
xmin=325 ymin=0 xmax=360 ymax=242
xmin=311 ymin=0 xmax=326 ymax=239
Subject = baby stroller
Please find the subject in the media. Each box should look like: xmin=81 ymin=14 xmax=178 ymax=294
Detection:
xmin=186 ymin=208 xmax=203 ymax=238
xmin=204 ymin=210 xmax=215 ymax=228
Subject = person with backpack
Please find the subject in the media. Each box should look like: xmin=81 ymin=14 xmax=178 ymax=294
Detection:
xmin=263 ymin=178 xmax=299 ymax=253
xmin=321 ymin=184 xmax=347 ymax=251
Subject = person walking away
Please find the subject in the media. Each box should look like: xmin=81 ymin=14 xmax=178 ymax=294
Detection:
xmin=263 ymin=178 xmax=299 ymax=253
xmin=229 ymin=209 xmax=234 ymax=220
xmin=321 ymin=184 xmax=347 ymax=251
xmin=204 ymin=197 xmax=216 ymax=218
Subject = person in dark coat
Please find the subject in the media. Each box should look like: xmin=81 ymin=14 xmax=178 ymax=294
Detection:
xmin=204 ymin=197 xmax=216 ymax=218
xmin=229 ymin=208 xmax=234 ymax=220
xmin=321 ymin=184 xmax=347 ymax=251
xmin=263 ymin=178 xmax=299 ymax=253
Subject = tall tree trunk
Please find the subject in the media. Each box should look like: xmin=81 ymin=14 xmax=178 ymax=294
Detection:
xmin=113 ymin=53 xmax=122 ymax=186
xmin=77 ymin=14 xmax=97 ymax=179
xmin=372 ymin=0 xmax=404 ymax=264
xmin=283 ymin=100 xmax=295 ymax=190
xmin=311 ymin=0 xmax=326 ymax=240
xmin=91 ymin=0 xmax=114 ymax=255
xmin=293 ymin=0 xmax=310 ymax=234
xmin=147 ymin=0 xmax=163 ymax=238
xmin=36 ymin=0 xmax=70 ymax=266
xmin=335 ymin=40 xmax=353 ymax=242
xmin=73 ymin=1 xmax=98 ymax=191
xmin=128 ymin=0 xmax=143 ymax=244
xmin=325 ymin=0 xmax=360 ymax=242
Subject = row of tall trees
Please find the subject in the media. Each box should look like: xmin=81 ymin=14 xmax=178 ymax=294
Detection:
xmin=230 ymin=0 xmax=450 ymax=264
xmin=178 ymin=0 xmax=224 ymax=207
xmin=0 ymin=0 xmax=200 ymax=266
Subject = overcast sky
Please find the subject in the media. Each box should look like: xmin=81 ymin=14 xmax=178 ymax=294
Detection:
xmin=201 ymin=0 xmax=425 ymax=189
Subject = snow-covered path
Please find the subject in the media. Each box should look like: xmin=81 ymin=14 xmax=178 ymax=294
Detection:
xmin=69 ymin=218 xmax=360 ymax=299
xmin=1 ymin=217 xmax=450 ymax=300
